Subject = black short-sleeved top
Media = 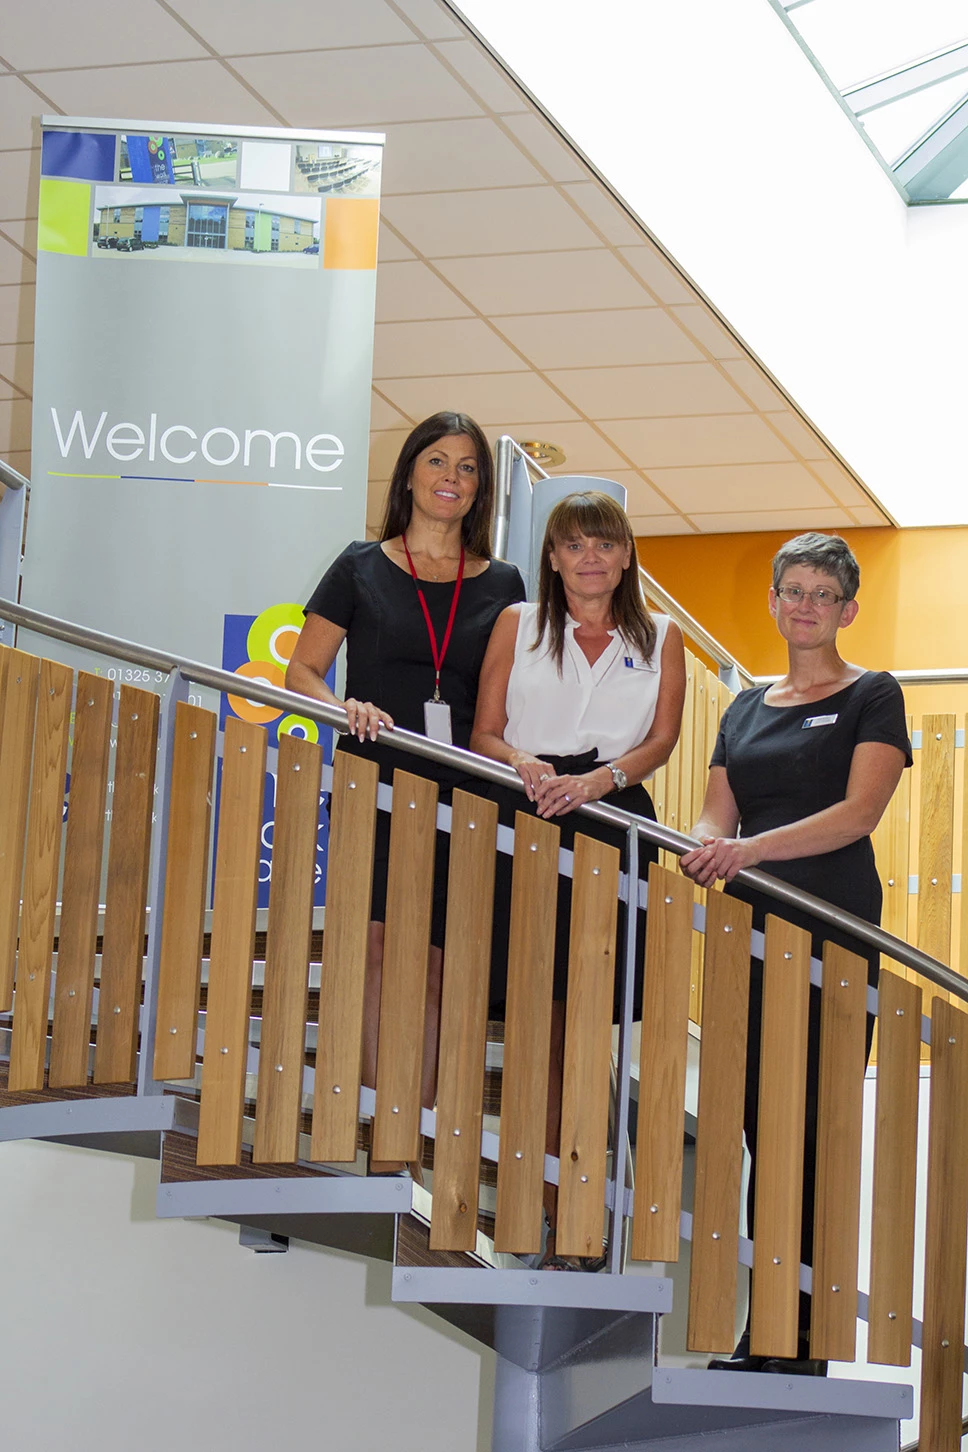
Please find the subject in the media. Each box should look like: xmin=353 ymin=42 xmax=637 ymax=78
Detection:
xmin=306 ymin=540 xmax=525 ymax=782
xmin=710 ymin=670 xmax=912 ymax=923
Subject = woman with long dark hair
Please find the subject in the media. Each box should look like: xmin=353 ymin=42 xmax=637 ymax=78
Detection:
xmin=287 ymin=412 xmax=524 ymax=1162
xmin=472 ymin=490 xmax=685 ymax=1263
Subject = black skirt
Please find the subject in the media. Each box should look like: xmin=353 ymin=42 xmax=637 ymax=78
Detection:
xmin=484 ymin=749 xmax=658 ymax=1019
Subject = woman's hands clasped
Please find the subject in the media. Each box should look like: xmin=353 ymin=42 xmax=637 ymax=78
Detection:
xmin=342 ymin=698 xmax=394 ymax=742
xmin=679 ymin=835 xmax=763 ymax=887
xmin=509 ymin=752 xmax=612 ymax=817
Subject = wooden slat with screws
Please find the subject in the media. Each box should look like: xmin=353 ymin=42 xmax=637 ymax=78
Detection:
xmin=94 ymin=686 xmax=159 ymax=1084
xmin=430 ymin=789 xmax=498 ymax=1251
xmin=8 ymin=658 xmax=72 ymax=1089
xmin=310 ymin=750 xmax=378 ymax=1161
xmin=49 ymin=672 xmax=113 ymax=1087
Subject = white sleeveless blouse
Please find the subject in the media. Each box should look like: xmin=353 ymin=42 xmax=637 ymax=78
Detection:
xmin=504 ymin=603 xmax=670 ymax=763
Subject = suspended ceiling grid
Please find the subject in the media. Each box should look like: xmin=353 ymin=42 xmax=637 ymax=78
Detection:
xmin=0 ymin=0 xmax=890 ymax=538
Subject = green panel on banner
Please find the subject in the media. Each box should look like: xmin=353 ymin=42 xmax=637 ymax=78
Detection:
xmin=254 ymin=211 xmax=272 ymax=252
xmin=38 ymin=178 xmax=91 ymax=256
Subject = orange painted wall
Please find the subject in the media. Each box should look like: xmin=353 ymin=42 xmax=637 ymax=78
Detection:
xmin=636 ymin=525 xmax=968 ymax=678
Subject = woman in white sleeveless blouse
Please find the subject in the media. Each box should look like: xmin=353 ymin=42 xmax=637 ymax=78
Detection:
xmin=472 ymin=491 xmax=685 ymax=1268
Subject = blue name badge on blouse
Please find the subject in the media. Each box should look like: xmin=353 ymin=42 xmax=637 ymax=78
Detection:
xmin=802 ymin=713 xmax=838 ymax=728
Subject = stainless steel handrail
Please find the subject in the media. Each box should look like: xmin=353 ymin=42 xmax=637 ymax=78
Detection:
xmin=2 ymin=593 xmax=965 ymax=1004
xmin=0 ymin=459 xmax=28 ymax=490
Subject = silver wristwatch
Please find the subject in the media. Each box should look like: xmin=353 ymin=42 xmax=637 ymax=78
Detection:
xmin=605 ymin=761 xmax=627 ymax=792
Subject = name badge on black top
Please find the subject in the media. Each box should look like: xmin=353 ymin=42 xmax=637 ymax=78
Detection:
xmin=802 ymin=713 xmax=838 ymax=729
xmin=424 ymin=698 xmax=453 ymax=744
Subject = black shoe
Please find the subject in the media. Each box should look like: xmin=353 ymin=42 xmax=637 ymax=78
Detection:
xmin=761 ymin=1356 xmax=828 ymax=1377
xmin=707 ymin=1352 xmax=768 ymax=1372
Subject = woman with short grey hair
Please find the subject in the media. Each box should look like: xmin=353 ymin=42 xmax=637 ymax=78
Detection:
xmin=681 ymin=532 xmax=911 ymax=1376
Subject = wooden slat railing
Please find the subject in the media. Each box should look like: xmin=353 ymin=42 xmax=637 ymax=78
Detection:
xmin=4 ymin=636 xmax=968 ymax=1450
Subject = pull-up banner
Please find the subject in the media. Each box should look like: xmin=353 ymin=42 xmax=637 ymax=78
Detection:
xmin=24 ymin=116 xmax=384 ymax=904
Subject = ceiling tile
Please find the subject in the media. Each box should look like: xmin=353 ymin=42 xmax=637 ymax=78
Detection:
xmin=396 ymin=0 xmax=467 ymax=41
xmin=375 ymin=260 xmax=471 ymax=323
xmin=720 ymin=358 xmax=785 ymax=410
xmin=492 ymin=422 xmax=628 ymax=474
xmin=0 ymin=151 xmax=39 ymax=220
xmin=0 ymin=341 xmax=33 ymax=394
xmin=647 ymin=462 xmax=833 ymax=512
xmin=0 ymin=395 xmax=32 ymax=451
xmin=432 ymin=40 xmax=528 ymax=113
xmin=8 ymin=0 xmax=207 ymax=69
xmin=382 ymin=185 xmax=599 ymax=257
xmin=607 ymin=472 xmax=678 ymax=516
xmin=381 ymin=117 xmax=544 ymax=194
xmin=617 ymin=246 xmax=695 ymax=305
xmin=810 ymin=459 xmax=872 ymax=508
xmin=378 ymin=221 xmax=414 ymax=261
xmin=370 ymin=390 xmax=414 ymax=430
xmin=234 ymin=44 xmax=478 ymax=127
xmin=0 ymin=76 xmax=48 ymax=153
xmin=496 ymin=310 xmax=703 ymax=369
xmin=435 ymin=249 xmax=656 ymax=315
xmin=0 ymin=376 xmax=25 ymax=401
xmin=170 ymin=0 xmax=414 ymax=53
xmin=502 ymin=115 xmax=590 ymax=183
xmin=607 ymin=415 xmax=795 ymax=470
xmin=545 ymin=362 xmax=752 ymax=420
xmin=369 ymin=427 xmax=411 ymax=479
xmin=0 ymin=233 xmax=35 ymax=286
xmin=0 ymin=220 xmax=37 ymax=258
xmin=850 ymin=505 xmax=891 ymax=526
xmin=380 ymin=370 xmax=579 ymax=425
xmin=669 ymin=305 xmax=742 ymax=360
xmin=560 ymin=182 xmax=646 ymax=247
xmin=763 ymin=410 xmax=827 ymax=462
xmin=631 ymin=515 xmax=694 ymax=537
xmin=686 ymin=507 xmax=854 ymax=534
xmin=0 ymin=282 xmax=34 ymax=344
xmin=35 ymin=62 xmax=280 ymax=128
xmin=373 ymin=318 xmax=523 ymax=377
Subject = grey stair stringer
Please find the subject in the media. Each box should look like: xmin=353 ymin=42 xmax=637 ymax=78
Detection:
xmin=391 ymin=1266 xmax=912 ymax=1452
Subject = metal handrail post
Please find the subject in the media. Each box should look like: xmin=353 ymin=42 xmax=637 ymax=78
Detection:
xmin=137 ymin=667 xmax=190 ymax=1096
xmin=492 ymin=435 xmax=513 ymax=560
xmin=607 ymin=820 xmax=639 ymax=1273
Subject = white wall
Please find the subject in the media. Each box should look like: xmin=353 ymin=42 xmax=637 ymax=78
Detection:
xmin=455 ymin=0 xmax=968 ymax=526
xmin=0 ymin=1140 xmax=493 ymax=1452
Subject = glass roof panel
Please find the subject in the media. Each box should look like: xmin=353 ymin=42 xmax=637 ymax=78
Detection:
xmin=788 ymin=0 xmax=968 ymax=88
xmin=781 ymin=0 xmax=968 ymax=200
xmin=862 ymin=72 xmax=968 ymax=165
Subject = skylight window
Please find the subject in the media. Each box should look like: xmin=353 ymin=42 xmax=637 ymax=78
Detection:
xmin=779 ymin=0 xmax=968 ymax=201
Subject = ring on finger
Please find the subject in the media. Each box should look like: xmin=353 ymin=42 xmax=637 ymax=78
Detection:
xmin=539 ymin=773 xmax=550 ymax=783
xmin=564 ymin=793 xmax=571 ymax=803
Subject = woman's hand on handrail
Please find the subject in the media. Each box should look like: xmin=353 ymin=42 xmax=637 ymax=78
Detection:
xmin=680 ymin=835 xmax=761 ymax=886
xmin=286 ymin=611 xmax=395 ymax=743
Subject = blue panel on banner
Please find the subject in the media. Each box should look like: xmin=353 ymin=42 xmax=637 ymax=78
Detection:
xmin=218 ymin=611 xmax=335 ymax=909
xmin=141 ymin=206 xmax=161 ymax=243
xmin=41 ymin=130 xmax=115 ymax=182
xmin=126 ymin=135 xmax=176 ymax=184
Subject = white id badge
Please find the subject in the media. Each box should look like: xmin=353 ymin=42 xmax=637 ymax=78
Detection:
xmin=424 ymin=699 xmax=453 ymax=744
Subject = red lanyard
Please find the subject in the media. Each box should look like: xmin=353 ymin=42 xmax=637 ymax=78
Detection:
xmin=401 ymin=534 xmax=465 ymax=702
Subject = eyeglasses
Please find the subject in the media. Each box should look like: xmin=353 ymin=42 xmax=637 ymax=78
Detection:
xmin=776 ymin=585 xmax=845 ymax=609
